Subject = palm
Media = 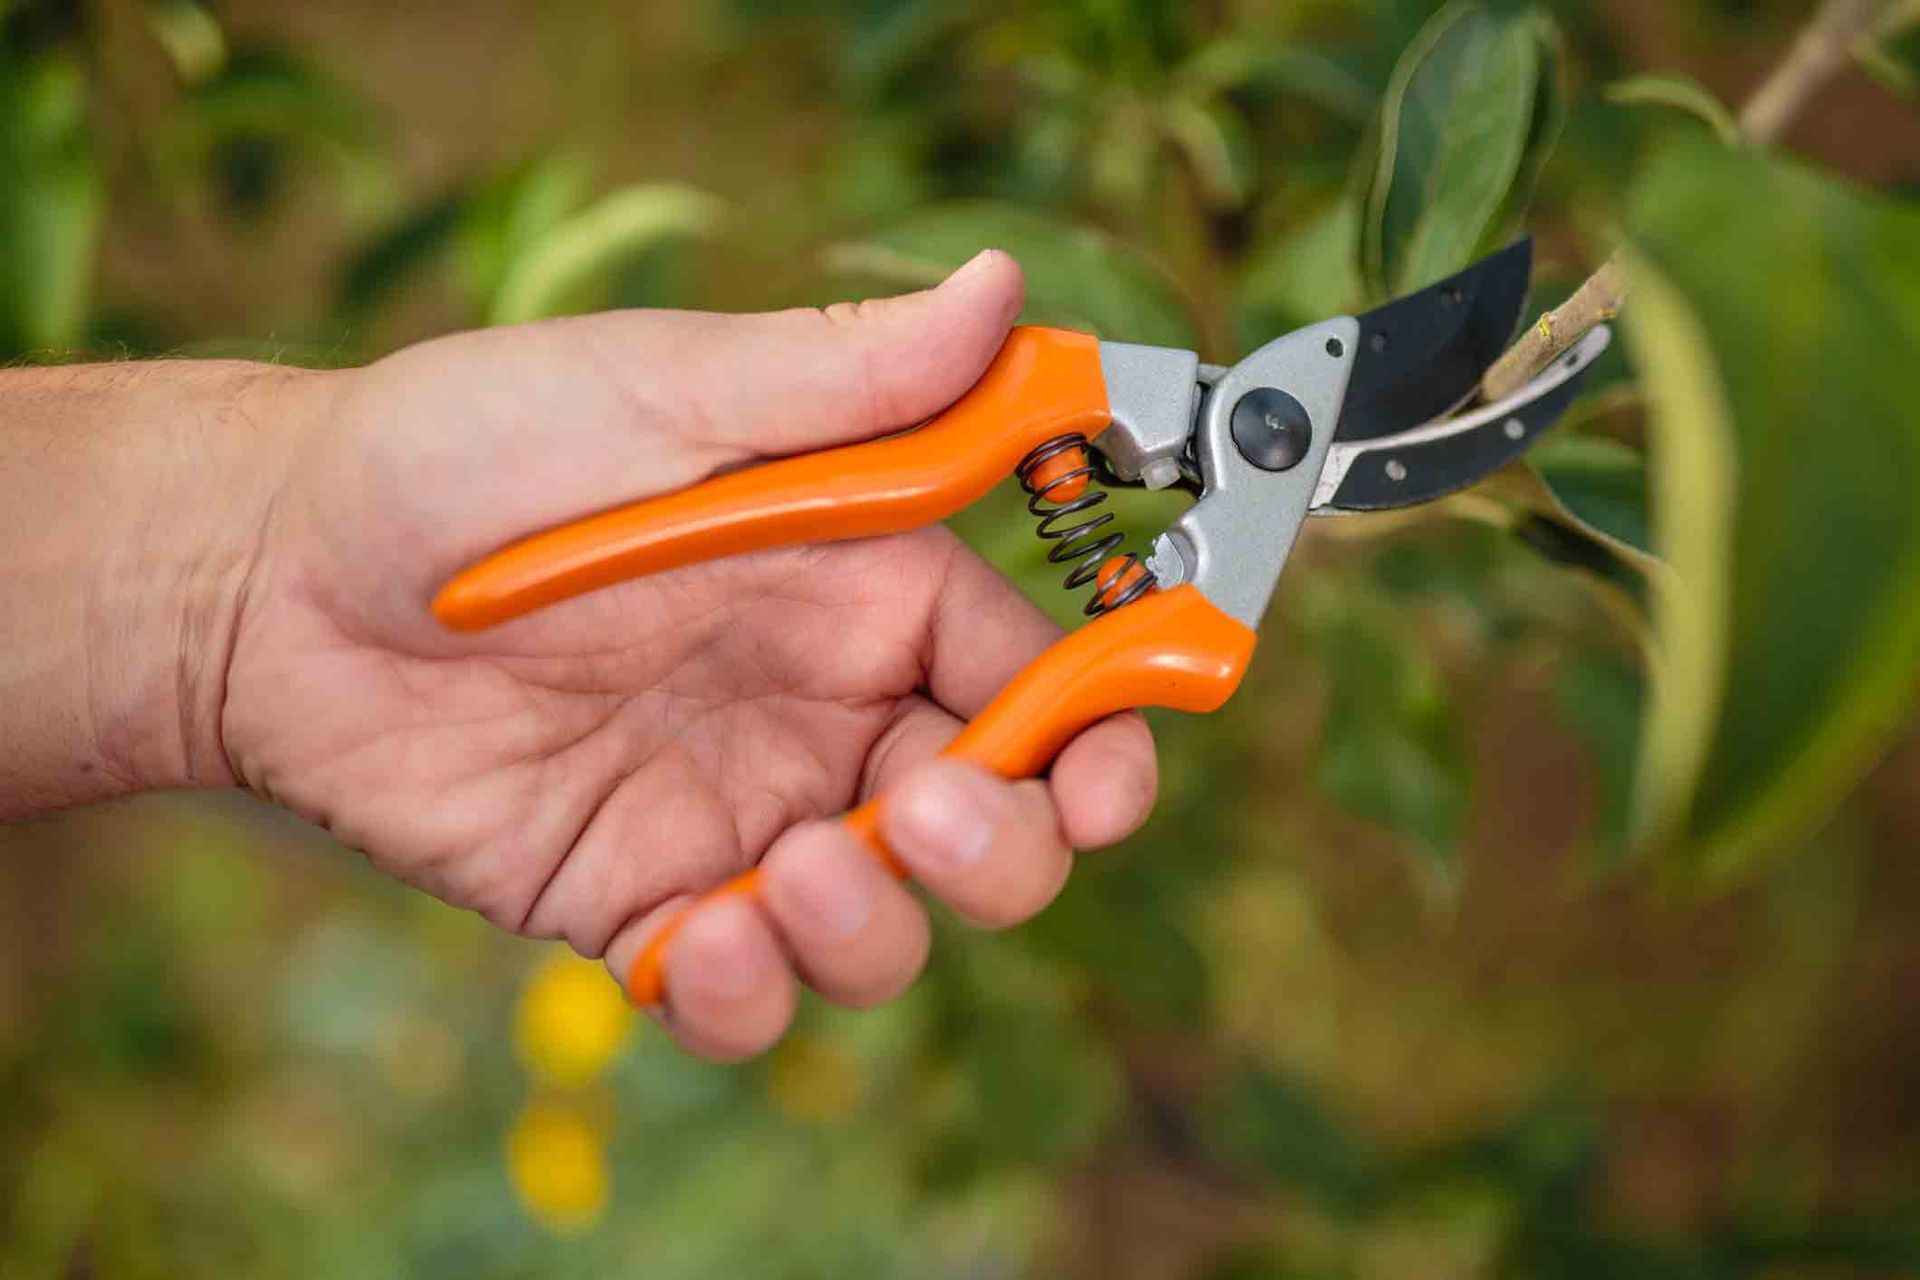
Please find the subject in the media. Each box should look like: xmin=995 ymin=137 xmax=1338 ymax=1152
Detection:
xmin=223 ymin=314 xmax=982 ymax=955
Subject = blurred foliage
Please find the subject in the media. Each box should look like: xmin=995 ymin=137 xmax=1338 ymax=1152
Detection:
xmin=4 ymin=0 xmax=1920 ymax=1277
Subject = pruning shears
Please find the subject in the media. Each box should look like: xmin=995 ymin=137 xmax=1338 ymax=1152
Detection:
xmin=432 ymin=237 xmax=1609 ymax=1006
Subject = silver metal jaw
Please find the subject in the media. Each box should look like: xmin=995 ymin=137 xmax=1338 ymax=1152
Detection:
xmin=1088 ymin=300 xmax=1603 ymax=633
xmin=1095 ymin=341 xmax=1203 ymax=490
xmin=1145 ymin=318 xmax=1360 ymax=629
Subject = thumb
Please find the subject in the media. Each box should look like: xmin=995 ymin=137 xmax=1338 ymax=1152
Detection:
xmin=668 ymin=248 xmax=1026 ymax=459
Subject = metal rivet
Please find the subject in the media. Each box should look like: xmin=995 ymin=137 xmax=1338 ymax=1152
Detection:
xmin=1231 ymin=387 xmax=1314 ymax=472
xmin=1384 ymin=458 xmax=1408 ymax=482
xmin=1369 ymin=331 xmax=1389 ymax=354
xmin=1325 ymin=337 xmax=1344 ymax=358
xmin=1503 ymin=418 xmax=1525 ymax=440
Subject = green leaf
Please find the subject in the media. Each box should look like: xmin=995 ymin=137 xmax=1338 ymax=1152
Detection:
xmin=143 ymin=0 xmax=227 ymax=85
xmin=1203 ymin=1066 xmax=1382 ymax=1217
xmin=1237 ymin=196 xmax=1366 ymax=344
xmin=487 ymin=183 xmax=724 ymax=325
xmin=0 ymin=50 xmax=101 ymax=355
xmin=456 ymin=152 xmax=591 ymax=307
xmin=160 ymin=48 xmax=389 ymax=215
xmin=1622 ymin=140 xmax=1920 ymax=876
xmin=1553 ymin=654 xmax=1644 ymax=863
xmin=826 ymin=202 xmax=1198 ymax=347
xmin=1528 ymin=433 xmax=1650 ymax=557
xmin=1359 ymin=2 xmax=1551 ymax=299
xmin=337 ymin=191 xmax=471 ymax=321
xmin=1175 ymin=38 xmax=1375 ymax=122
xmin=1300 ymin=586 xmax=1469 ymax=883
xmin=1162 ymin=96 xmax=1253 ymax=209
xmin=1855 ymin=7 xmax=1920 ymax=98
xmin=1604 ymin=74 xmax=1740 ymax=144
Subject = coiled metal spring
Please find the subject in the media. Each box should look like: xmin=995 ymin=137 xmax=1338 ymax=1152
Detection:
xmin=1014 ymin=435 xmax=1156 ymax=617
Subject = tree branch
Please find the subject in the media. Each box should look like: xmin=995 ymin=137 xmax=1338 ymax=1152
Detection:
xmin=1477 ymin=0 xmax=1893 ymax=404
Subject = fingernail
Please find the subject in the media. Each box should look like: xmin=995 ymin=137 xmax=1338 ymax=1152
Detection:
xmin=887 ymin=764 xmax=999 ymax=872
xmin=943 ymin=248 xmax=997 ymax=287
xmin=776 ymin=832 xmax=873 ymax=938
xmin=677 ymin=900 xmax=769 ymax=1002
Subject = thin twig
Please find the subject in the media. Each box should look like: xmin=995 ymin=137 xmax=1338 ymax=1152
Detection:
xmin=1477 ymin=0 xmax=1893 ymax=404
xmin=1738 ymin=0 xmax=1884 ymax=144
xmin=1480 ymin=260 xmax=1624 ymax=402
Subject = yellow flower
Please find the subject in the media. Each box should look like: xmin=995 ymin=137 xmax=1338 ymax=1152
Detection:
xmin=506 ymin=1099 xmax=609 ymax=1234
xmin=767 ymin=1032 xmax=865 ymax=1125
xmin=515 ymin=950 xmax=632 ymax=1087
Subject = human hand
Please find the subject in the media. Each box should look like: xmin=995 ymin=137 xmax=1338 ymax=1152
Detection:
xmin=214 ymin=252 xmax=1157 ymax=1059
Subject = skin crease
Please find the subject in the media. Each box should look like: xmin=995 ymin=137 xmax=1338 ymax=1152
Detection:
xmin=1 ymin=251 xmax=1159 ymax=1062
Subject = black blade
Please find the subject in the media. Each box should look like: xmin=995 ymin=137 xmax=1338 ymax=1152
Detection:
xmin=1326 ymin=338 xmax=1594 ymax=511
xmin=1335 ymin=238 xmax=1533 ymax=443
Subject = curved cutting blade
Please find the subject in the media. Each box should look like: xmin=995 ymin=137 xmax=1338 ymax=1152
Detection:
xmin=1314 ymin=326 xmax=1611 ymax=512
xmin=1334 ymin=238 xmax=1533 ymax=443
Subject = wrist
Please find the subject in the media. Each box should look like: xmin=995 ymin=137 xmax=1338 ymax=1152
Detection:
xmin=108 ymin=363 xmax=328 ymax=797
xmin=0 ymin=360 xmax=326 ymax=814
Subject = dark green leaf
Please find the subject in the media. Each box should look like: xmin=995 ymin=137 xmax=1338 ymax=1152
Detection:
xmin=160 ymin=48 xmax=390 ymax=215
xmin=1358 ymin=2 xmax=1551 ymax=299
xmin=1300 ymin=590 xmax=1469 ymax=881
xmin=1528 ymin=433 xmax=1650 ymax=556
xmin=337 ymin=191 xmax=472 ymax=320
xmin=1204 ymin=1066 xmax=1382 ymax=1217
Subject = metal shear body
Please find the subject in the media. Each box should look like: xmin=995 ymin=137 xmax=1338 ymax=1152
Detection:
xmin=432 ymin=239 xmax=1609 ymax=1005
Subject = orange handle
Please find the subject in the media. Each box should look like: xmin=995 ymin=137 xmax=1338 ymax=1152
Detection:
xmin=434 ymin=326 xmax=1112 ymax=630
xmin=625 ymin=584 xmax=1257 ymax=1006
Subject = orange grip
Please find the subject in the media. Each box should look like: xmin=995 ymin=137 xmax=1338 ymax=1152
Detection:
xmin=434 ymin=326 xmax=1111 ymax=630
xmin=625 ymin=585 xmax=1256 ymax=1006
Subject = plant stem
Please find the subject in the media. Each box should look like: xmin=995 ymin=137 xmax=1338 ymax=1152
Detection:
xmin=1477 ymin=0 xmax=1893 ymax=404
xmin=1738 ymin=0 xmax=1885 ymax=144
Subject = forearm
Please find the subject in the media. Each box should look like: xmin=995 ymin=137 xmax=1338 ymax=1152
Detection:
xmin=0 ymin=361 xmax=314 ymax=817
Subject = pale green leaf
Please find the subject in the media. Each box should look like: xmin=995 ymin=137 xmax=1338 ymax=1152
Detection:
xmin=144 ymin=0 xmax=228 ymax=85
xmin=1162 ymin=98 xmax=1252 ymax=209
xmin=457 ymin=152 xmax=591 ymax=306
xmin=487 ymin=184 xmax=724 ymax=326
xmin=1605 ymin=74 xmax=1740 ymax=144
xmin=1623 ymin=141 xmax=1920 ymax=876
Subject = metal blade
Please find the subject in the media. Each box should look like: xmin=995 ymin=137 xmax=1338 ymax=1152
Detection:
xmin=1334 ymin=238 xmax=1533 ymax=443
xmin=1314 ymin=325 xmax=1610 ymax=512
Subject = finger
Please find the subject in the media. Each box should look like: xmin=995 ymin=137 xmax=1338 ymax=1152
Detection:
xmin=910 ymin=542 xmax=1161 ymax=844
xmin=1048 ymin=712 xmax=1158 ymax=849
xmin=654 ymin=893 xmax=796 ymax=1062
xmin=878 ymin=760 xmax=1072 ymax=930
xmin=758 ymin=822 xmax=931 ymax=1008
xmin=617 ymin=248 xmax=1026 ymax=460
xmin=857 ymin=692 xmax=1154 ymax=852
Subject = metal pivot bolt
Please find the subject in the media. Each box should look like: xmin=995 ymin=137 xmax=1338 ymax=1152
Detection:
xmin=1230 ymin=387 xmax=1312 ymax=472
